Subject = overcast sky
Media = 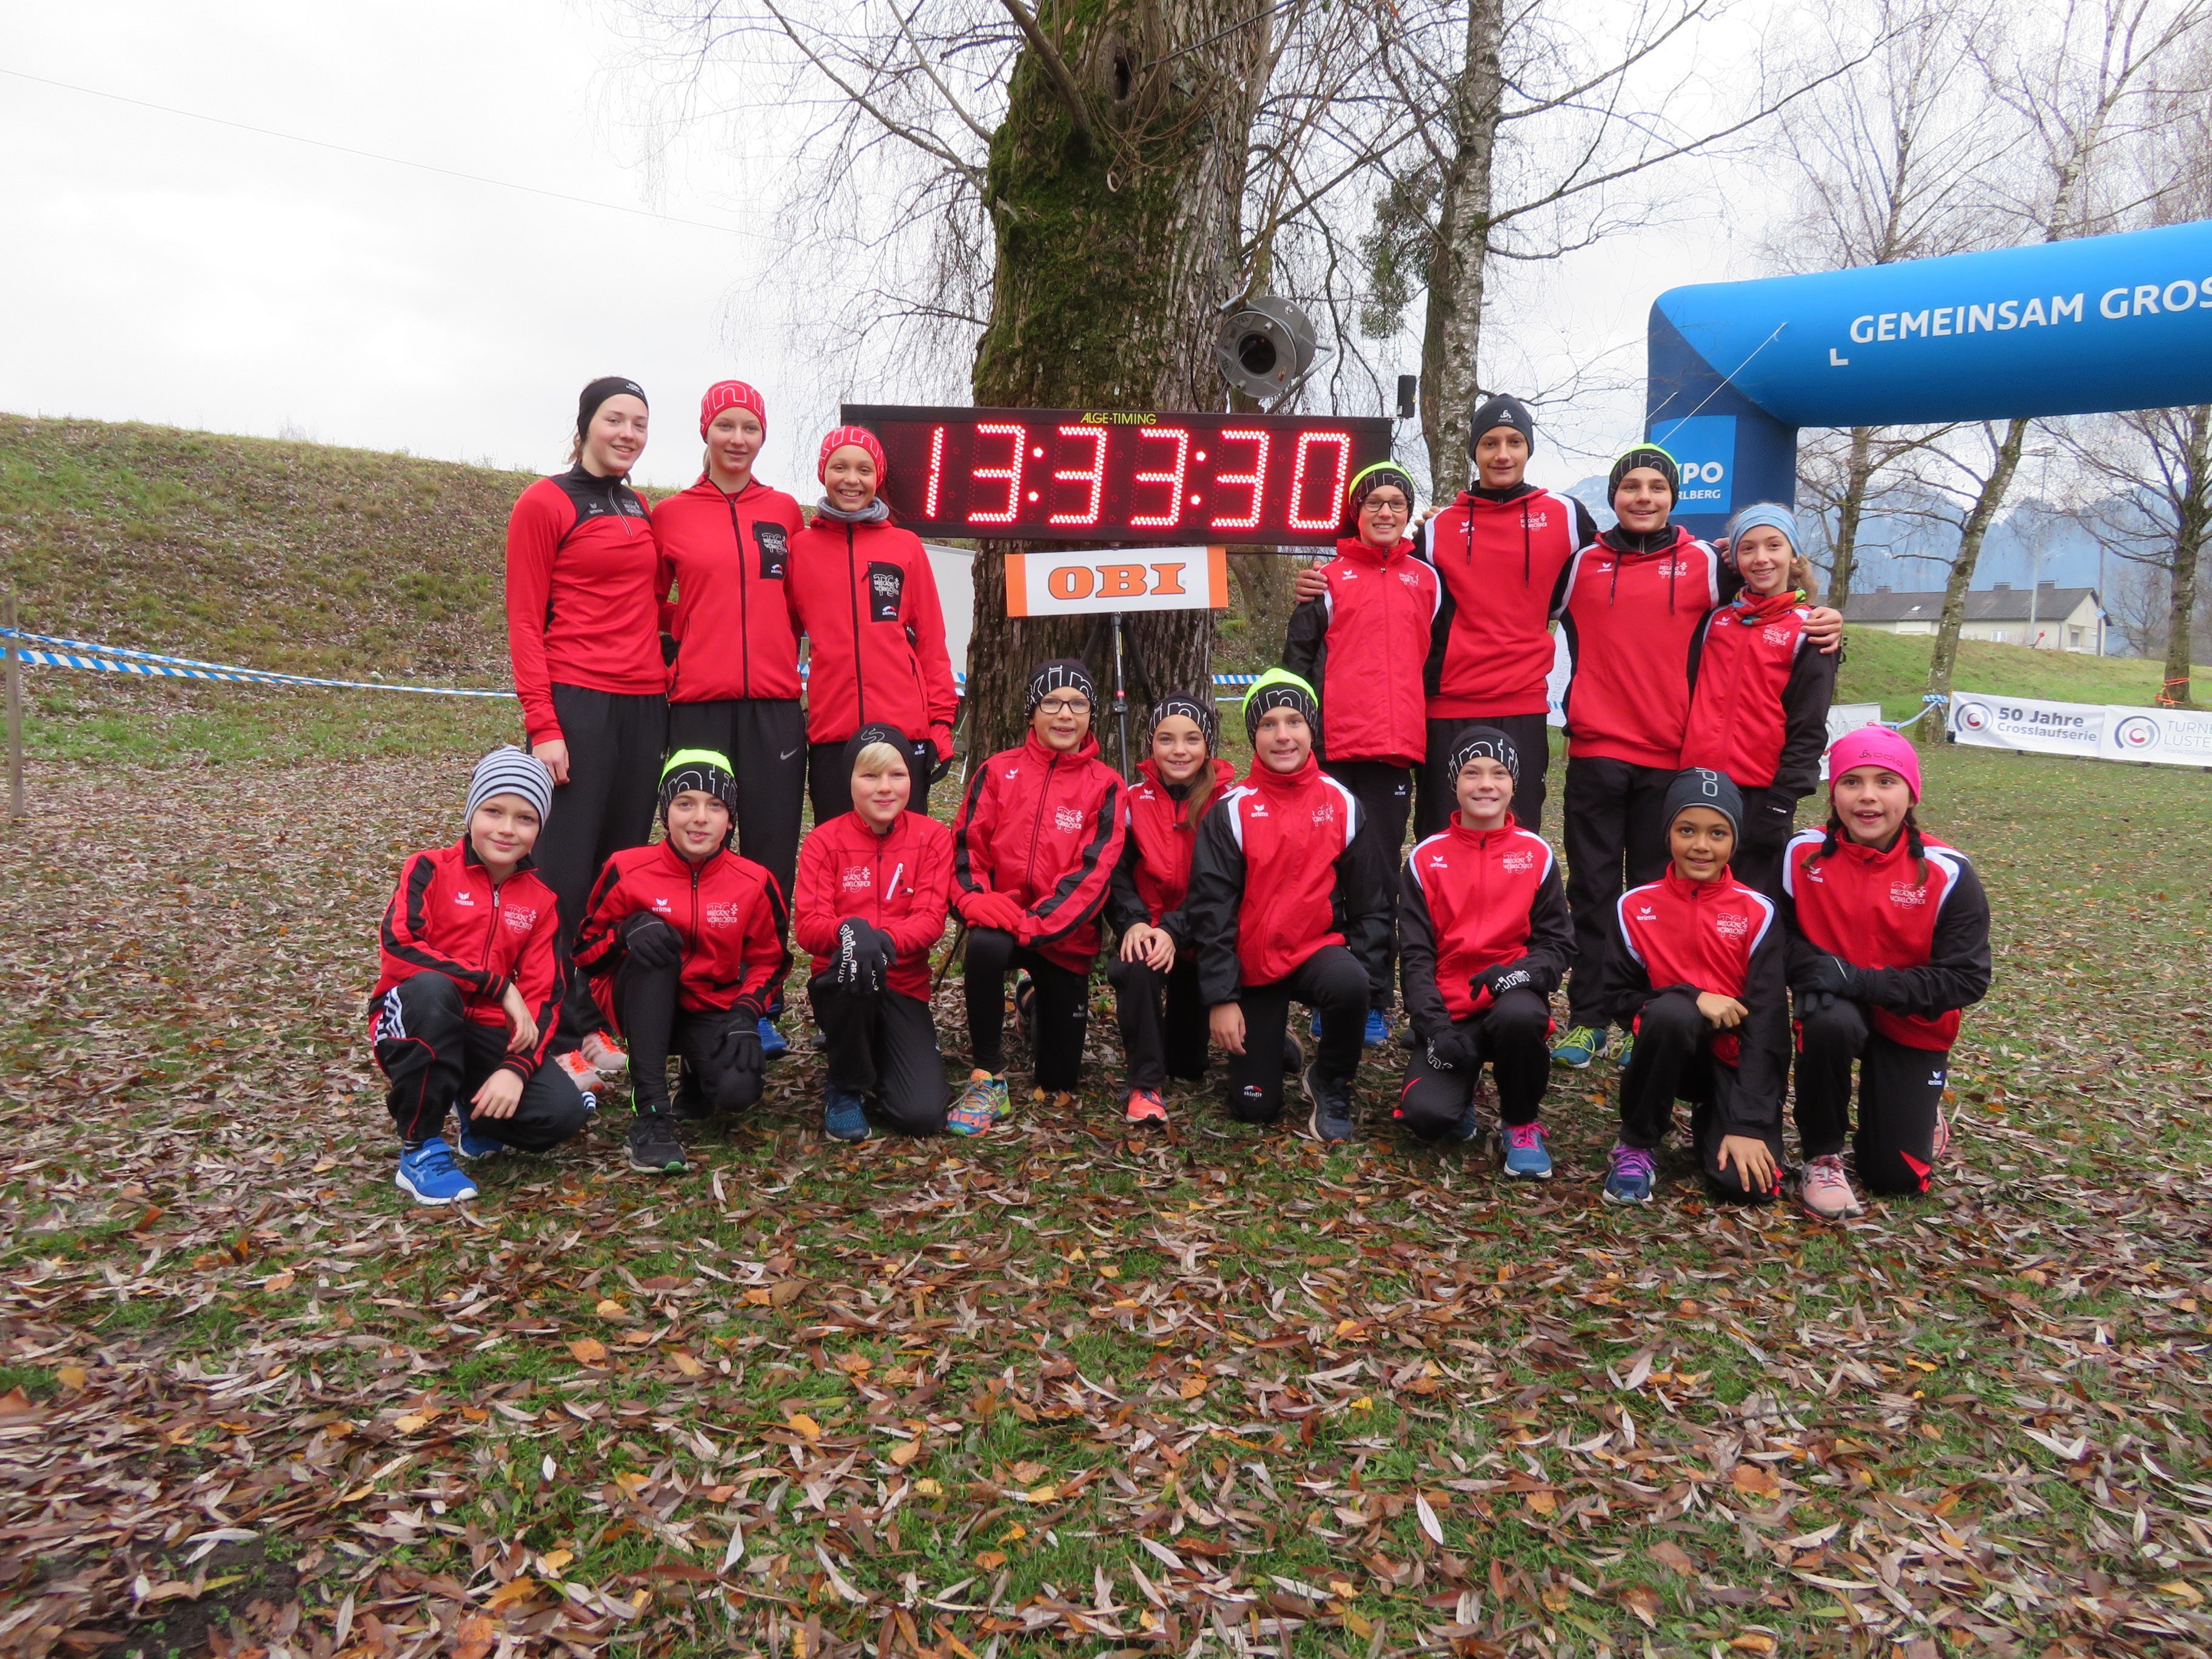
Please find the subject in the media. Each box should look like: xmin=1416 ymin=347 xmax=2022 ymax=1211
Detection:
xmin=0 ymin=0 xmax=1758 ymax=497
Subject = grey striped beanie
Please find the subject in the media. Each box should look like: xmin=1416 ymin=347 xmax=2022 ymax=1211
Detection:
xmin=465 ymin=746 xmax=553 ymax=828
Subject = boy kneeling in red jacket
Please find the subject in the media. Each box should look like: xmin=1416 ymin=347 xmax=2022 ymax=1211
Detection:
xmin=1601 ymin=768 xmax=1788 ymax=1206
xmin=1396 ymin=727 xmax=1571 ymax=1172
xmin=371 ymin=748 xmax=590 ymax=1207
xmin=577 ymin=751 xmax=790 ymax=1176
xmin=793 ymin=724 xmax=956 ymax=1141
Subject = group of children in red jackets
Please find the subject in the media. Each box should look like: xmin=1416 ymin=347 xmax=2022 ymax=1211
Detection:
xmin=372 ymin=381 xmax=1990 ymax=1220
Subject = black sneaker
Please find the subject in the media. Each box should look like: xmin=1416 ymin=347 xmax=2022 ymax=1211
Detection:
xmin=1302 ymin=1064 xmax=1355 ymax=1144
xmin=627 ymin=1111 xmax=688 ymax=1173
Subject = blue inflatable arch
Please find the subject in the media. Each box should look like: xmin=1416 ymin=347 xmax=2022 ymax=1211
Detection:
xmin=1644 ymin=217 xmax=2212 ymax=538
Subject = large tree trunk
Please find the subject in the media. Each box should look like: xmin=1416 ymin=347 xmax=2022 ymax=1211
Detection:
xmin=2159 ymin=404 xmax=2210 ymax=707
xmin=1417 ymin=0 xmax=1505 ymax=494
xmin=1924 ymin=417 xmax=2030 ymax=739
xmin=963 ymin=1 xmax=1268 ymax=764
xmin=1824 ymin=426 xmax=1880 ymax=611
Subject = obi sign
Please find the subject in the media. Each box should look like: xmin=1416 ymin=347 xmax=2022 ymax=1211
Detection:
xmin=1003 ymin=546 xmax=1229 ymax=618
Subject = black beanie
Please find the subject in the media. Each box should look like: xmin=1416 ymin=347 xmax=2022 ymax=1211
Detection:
xmin=1148 ymin=692 xmax=1218 ymax=750
xmin=840 ymin=722 xmax=912 ymax=786
xmin=1448 ymin=724 xmax=1520 ymax=785
xmin=577 ymin=376 xmax=647 ymax=445
xmin=1609 ymin=443 xmax=1680 ymax=503
xmin=1468 ymin=394 xmax=1536 ymax=459
xmin=1026 ymin=658 xmax=1099 ymax=717
xmin=1661 ymin=766 xmax=1742 ymax=841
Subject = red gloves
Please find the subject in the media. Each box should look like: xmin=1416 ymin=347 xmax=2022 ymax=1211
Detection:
xmin=959 ymin=889 xmax=1029 ymax=934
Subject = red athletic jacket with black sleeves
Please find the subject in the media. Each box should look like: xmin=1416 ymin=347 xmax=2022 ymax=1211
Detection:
xmin=654 ymin=476 xmax=806 ymax=703
xmin=504 ymin=468 xmax=666 ymax=746
xmin=1282 ymin=537 xmax=1440 ymax=767
xmin=575 ymin=842 xmax=791 ymax=1021
xmin=1605 ymin=866 xmax=1787 ymax=1120
xmin=1679 ymin=589 xmax=1838 ymax=794
xmin=791 ymin=810 xmax=954 ymax=1002
xmin=371 ymin=840 xmax=564 ymax=1078
xmin=785 ymin=517 xmax=959 ymax=756
xmin=1105 ymin=757 xmax=1236 ymax=942
xmin=1396 ymin=823 xmax=1572 ymax=1041
xmin=951 ymin=733 xmax=1128 ymax=972
xmin=1419 ymin=486 xmax=1598 ymax=717
xmin=1179 ymin=755 xmax=1393 ymax=1005
xmin=1557 ymin=526 xmax=1726 ymax=769
xmin=1781 ymin=828 xmax=1991 ymax=1051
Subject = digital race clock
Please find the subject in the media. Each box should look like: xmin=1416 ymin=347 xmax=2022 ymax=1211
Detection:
xmin=839 ymin=404 xmax=1396 ymax=546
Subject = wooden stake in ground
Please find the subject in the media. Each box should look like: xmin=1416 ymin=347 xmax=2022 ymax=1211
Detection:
xmin=4 ymin=594 xmax=21 ymax=817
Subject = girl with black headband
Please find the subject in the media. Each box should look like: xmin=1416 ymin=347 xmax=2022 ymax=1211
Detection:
xmin=504 ymin=375 xmax=669 ymax=1084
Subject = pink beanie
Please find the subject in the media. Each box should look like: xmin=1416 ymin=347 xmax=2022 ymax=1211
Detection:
xmin=699 ymin=380 xmax=766 ymax=439
xmin=1826 ymin=725 xmax=1921 ymax=800
xmin=817 ymin=424 xmax=888 ymax=484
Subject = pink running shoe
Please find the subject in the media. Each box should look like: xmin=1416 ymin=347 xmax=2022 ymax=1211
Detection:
xmin=1798 ymin=1153 xmax=1863 ymax=1220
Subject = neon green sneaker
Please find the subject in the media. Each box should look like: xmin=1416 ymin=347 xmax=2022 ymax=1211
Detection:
xmin=1551 ymin=1024 xmax=1608 ymax=1068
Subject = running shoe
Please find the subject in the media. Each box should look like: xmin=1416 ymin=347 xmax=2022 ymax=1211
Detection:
xmin=1302 ymin=1065 xmax=1356 ymax=1144
xmin=1500 ymin=1121 xmax=1553 ymax=1180
xmin=1363 ymin=1008 xmax=1389 ymax=1048
xmin=1601 ymin=1141 xmax=1656 ymax=1205
xmin=395 ymin=1138 xmax=478 ymax=1206
xmin=580 ymin=1031 xmax=629 ymax=1076
xmin=1125 ymin=1088 xmax=1167 ymax=1126
xmin=1798 ymin=1153 xmax=1863 ymax=1219
xmin=626 ymin=1111 xmax=688 ymax=1174
xmin=824 ymin=1088 xmax=872 ymax=1143
xmin=1552 ymin=1025 xmax=1607 ymax=1068
xmin=1932 ymin=1109 xmax=1951 ymax=1162
xmin=1612 ymin=1030 xmax=1635 ymax=1071
xmin=758 ymin=1014 xmax=790 ymax=1062
xmin=453 ymin=1106 xmax=506 ymax=1162
xmin=948 ymin=1071 xmax=1008 ymax=1136
xmin=551 ymin=1049 xmax=602 ymax=1109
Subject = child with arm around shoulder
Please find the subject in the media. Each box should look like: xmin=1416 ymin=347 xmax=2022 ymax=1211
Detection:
xmin=370 ymin=748 xmax=591 ymax=1207
xmin=1783 ymin=726 xmax=1992 ymax=1218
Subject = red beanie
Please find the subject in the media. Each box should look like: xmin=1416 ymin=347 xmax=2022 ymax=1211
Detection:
xmin=817 ymin=425 xmax=887 ymax=483
xmin=699 ymin=380 xmax=766 ymax=440
xmin=1826 ymin=725 xmax=1922 ymax=800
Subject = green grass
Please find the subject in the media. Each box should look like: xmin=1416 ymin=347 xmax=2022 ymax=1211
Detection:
xmin=1836 ymin=625 xmax=2212 ymax=720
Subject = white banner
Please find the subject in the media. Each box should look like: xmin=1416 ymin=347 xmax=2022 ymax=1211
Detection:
xmin=2102 ymin=703 xmax=2212 ymax=766
xmin=1948 ymin=692 xmax=2108 ymax=757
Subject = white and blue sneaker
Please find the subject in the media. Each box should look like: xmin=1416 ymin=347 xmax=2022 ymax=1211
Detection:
xmin=1363 ymin=1008 xmax=1389 ymax=1048
xmin=454 ymin=1108 xmax=506 ymax=1163
xmin=759 ymin=1014 xmax=790 ymax=1061
xmin=1499 ymin=1121 xmax=1553 ymax=1180
xmin=395 ymin=1138 xmax=478 ymax=1205
xmin=824 ymin=1088 xmax=873 ymax=1143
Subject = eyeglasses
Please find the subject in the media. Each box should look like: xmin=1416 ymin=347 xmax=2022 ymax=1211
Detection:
xmin=1036 ymin=697 xmax=1091 ymax=716
xmin=1360 ymin=495 xmax=1410 ymax=514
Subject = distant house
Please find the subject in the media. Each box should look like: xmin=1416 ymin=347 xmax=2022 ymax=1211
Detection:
xmin=1844 ymin=581 xmax=2107 ymax=653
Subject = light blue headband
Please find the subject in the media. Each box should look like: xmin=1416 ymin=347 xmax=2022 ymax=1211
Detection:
xmin=1726 ymin=502 xmax=1801 ymax=552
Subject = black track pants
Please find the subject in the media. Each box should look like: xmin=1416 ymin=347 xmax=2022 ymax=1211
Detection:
xmin=1562 ymin=754 xmax=1674 ymax=1028
xmin=1616 ymin=990 xmax=1783 ymax=1202
xmin=667 ymin=698 xmax=806 ymax=908
xmin=535 ymin=685 xmax=668 ymax=1044
xmin=1108 ymin=953 xmax=1210 ymax=1091
xmin=963 ymin=927 xmax=1091 ymax=1092
xmin=1795 ymin=997 xmax=1949 ymax=1195
xmin=807 ymin=974 xmax=950 ymax=1134
xmin=1222 ymin=945 xmax=1369 ymax=1123
xmin=1322 ymin=760 xmax=1415 ymax=865
xmin=808 ymin=737 xmax=935 ymax=826
xmin=1396 ymin=988 xmax=1553 ymax=1136
xmin=610 ymin=941 xmax=763 ymax=1118
xmin=1729 ymin=784 xmax=1798 ymax=900
xmin=372 ymin=973 xmax=592 ymax=1150
xmin=1416 ymin=712 xmax=1552 ymax=837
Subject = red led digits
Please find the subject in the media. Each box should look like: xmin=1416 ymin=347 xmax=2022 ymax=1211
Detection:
xmin=969 ymin=422 xmax=1028 ymax=525
xmin=1286 ymin=431 xmax=1353 ymax=532
xmin=1048 ymin=424 xmax=1107 ymax=526
xmin=922 ymin=425 xmax=947 ymax=520
xmin=1130 ymin=427 xmax=1191 ymax=528
xmin=1210 ymin=429 xmax=1271 ymax=532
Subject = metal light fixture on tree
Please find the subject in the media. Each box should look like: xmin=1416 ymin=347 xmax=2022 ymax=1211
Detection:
xmin=1215 ymin=295 xmax=1323 ymax=406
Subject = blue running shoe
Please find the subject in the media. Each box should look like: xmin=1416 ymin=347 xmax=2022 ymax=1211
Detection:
xmin=1603 ymin=1141 xmax=1656 ymax=1205
xmin=758 ymin=1014 xmax=790 ymax=1061
xmin=1363 ymin=1008 xmax=1389 ymax=1048
xmin=1611 ymin=1030 xmax=1634 ymax=1071
xmin=395 ymin=1138 xmax=478 ymax=1205
xmin=1500 ymin=1121 xmax=1553 ymax=1180
xmin=1551 ymin=1024 xmax=1607 ymax=1068
xmin=454 ymin=1107 xmax=506 ymax=1163
xmin=825 ymin=1088 xmax=873 ymax=1142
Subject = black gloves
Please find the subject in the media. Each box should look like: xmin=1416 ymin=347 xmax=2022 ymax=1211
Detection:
xmin=1426 ymin=1026 xmax=1480 ymax=1072
xmin=622 ymin=912 xmax=682 ymax=972
xmin=715 ymin=1021 xmax=764 ymax=1084
xmin=1795 ymin=987 xmax=1834 ymax=1019
xmin=1473 ymin=959 xmax=1540 ymax=1000
xmin=1795 ymin=952 xmax=1868 ymax=1002
xmin=835 ymin=919 xmax=893 ymax=993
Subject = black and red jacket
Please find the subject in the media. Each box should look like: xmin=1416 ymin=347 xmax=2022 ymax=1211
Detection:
xmin=504 ymin=468 xmax=666 ymax=746
xmin=1557 ymin=526 xmax=1726 ymax=769
xmin=1781 ymin=828 xmax=1991 ymax=1051
xmin=1105 ymin=757 xmax=1235 ymax=941
xmin=953 ymin=732 xmax=1128 ymax=972
xmin=791 ymin=810 xmax=954 ymax=1002
xmin=576 ymin=841 xmax=791 ymax=1021
xmin=785 ymin=517 xmax=959 ymax=756
xmin=1283 ymin=536 xmax=1440 ymax=767
xmin=1606 ymin=866 xmax=1786 ymax=1122
xmin=371 ymin=840 xmax=563 ymax=1078
xmin=1680 ymin=589 xmax=1837 ymax=794
xmin=654 ymin=476 xmax=807 ymax=703
xmin=1396 ymin=822 xmax=1572 ymax=1039
xmin=1420 ymin=486 xmax=1598 ymax=717
xmin=1181 ymin=755 xmax=1392 ymax=1004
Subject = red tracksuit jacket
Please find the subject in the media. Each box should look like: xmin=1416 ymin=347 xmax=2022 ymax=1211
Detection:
xmin=504 ymin=468 xmax=667 ymax=746
xmin=1781 ymin=829 xmax=1992 ymax=1051
xmin=1282 ymin=537 xmax=1440 ymax=767
xmin=1180 ymin=755 xmax=1393 ymax=1003
xmin=785 ymin=517 xmax=959 ymax=754
xmin=1680 ymin=589 xmax=1837 ymax=794
xmin=576 ymin=841 xmax=791 ymax=1020
xmin=1396 ymin=822 xmax=1573 ymax=1037
xmin=1104 ymin=757 xmax=1236 ymax=942
xmin=952 ymin=733 xmax=1127 ymax=971
xmin=654 ymin=476 xmax=807 ymax=703
xmin=1607 ymin=866 xmax=1786 ymax=1097
xmin=372 ymin=840 xmax=564 ymax=1078
xmin=791 ymin=810 xmax=955 ymax=1002
xmin=1421 ymin=486 xmax=1598 ymax=717
xmin=1557 ymin=527 xmax=1726 ymax=769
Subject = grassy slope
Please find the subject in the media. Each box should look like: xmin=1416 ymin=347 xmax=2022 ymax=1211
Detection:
xmin=1836 ymin=626 xmax=2212 ymax=721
